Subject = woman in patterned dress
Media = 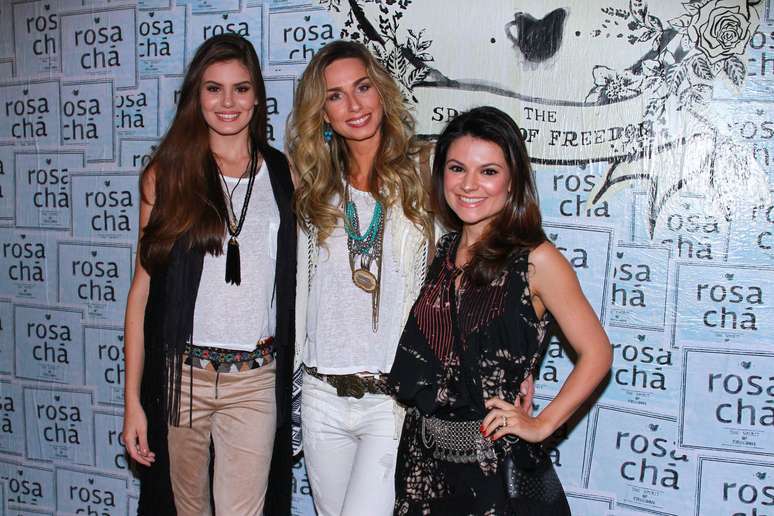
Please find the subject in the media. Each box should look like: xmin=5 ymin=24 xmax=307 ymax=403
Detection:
xmin=390 ymin=106 xmax=612 ymax=515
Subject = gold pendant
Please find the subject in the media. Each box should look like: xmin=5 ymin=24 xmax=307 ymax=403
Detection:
xmin=352 ymin=268 xmax=378 ymax=293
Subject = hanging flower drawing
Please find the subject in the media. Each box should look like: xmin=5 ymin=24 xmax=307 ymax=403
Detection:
xmin=586 ymin=66 xmax=644 ymax=103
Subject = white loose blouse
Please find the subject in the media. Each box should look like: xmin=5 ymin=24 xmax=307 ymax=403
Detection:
xmin=303 ymin=188 xmax=406 ymax=374
xmin=192 ymin=162 xmax=280 ymax=351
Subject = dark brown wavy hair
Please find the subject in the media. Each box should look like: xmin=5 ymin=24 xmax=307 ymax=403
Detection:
xmin=140 ymin=34 xmax=267 ymax=271
xmin=432 ymin=106 xmax=547 ymax=285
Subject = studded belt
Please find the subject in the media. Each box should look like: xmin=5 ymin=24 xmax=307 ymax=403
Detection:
xmin=304 ymin=365 xmax=392 ymax=398
xmin=420 ymin=411 xmax=497 ymax=464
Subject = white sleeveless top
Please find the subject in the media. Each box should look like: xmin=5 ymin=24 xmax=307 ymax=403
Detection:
xmin=303 ymin=187 xmax=406 ymax=374
xmin=192 ymin=161 xmax=279 ymax=351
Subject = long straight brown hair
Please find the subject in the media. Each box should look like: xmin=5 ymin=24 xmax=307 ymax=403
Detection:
xmin=140 ymin=34 xmax=267 ymax=271
xmin=432 ymin=106 xmax=547 ymax=285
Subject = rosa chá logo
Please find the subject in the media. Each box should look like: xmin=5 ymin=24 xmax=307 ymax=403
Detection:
xmin=268 ymin=8 xmax=335 ymax=65
xmin=14 ymin=151 xmax=83 ymax=230
xmin=602 ymin=327 xmax=679 ymax=412
xmin=94 ymin=411 xmax=128 ymax=470
xmin=56 ymin=468 xmax=126 ymax=516
xmin=60 ymin=9 xmax=136 ymax=87
xmin=728 ymin=197 xmax=774 ymax=264
xmin=586 ymin=406 xmax=695 ymax=514
xmin=751 ymin=200 xmax=774 ymax=254
xmin=637 ymin=195 xmax=730 ymax=262
xmin=265 ymin=77 xmax=295 ymax=149
xmin=1 ymin=232 xmax=47 ymax=284
xmin=0 ymin=229 xmax=55 ymax=301
xmin=697 ymin=457 xmax=774 ymax=516
xmin=23 ymin=387 xmax=94 ymax=465
xmin=673 ymin=264 xmax=774 ymax=349
xmin=12 ymin=2 xmax=60 ymax=76
xmin=709 ymin=364 xmax=773 ymax=431
xmin=186 ymin=8 xmax=262 ymax=64
xmin=119 ymin=138 xmax=159 ymax=170
xmin=58 ymin=242 xmax=132 ymax=322
xmin=137 ymin=7 xmax=186 ymax=76
xmin=138 ymin=13 xmax=174 ymax=58
xmin=0 ymin=381 xmax=24 ymax=455
xmin=535 ymin=334 xmax=573 ymax=395
xmin=608 ymin=244 xmax=670 ymax=330
xmin=0 ymin=459 xmax=55 ymax=508
xmin=697 ymin=273 xmax=763 ymax=332
xmin=158 ymin=74 xmax=183 ymax=135
xmin=0 ymin=81 xmax=60 ymax=144
xmin=71 ymin=173 xmax=138 ymax=240
xmin=14 ymin=304 xmax=84 ymax=385
xmin=544 ymin=222 xmax=613 ymax=320
xmin=543 ymin=168 xmax=613 ymax=219
xmin=85 ymin=327 xmax=125 ymax=405
xmin=61 ymin=82 xmax=115 ymax=162
xmin=114 ymin=79 xmax=158 ymax=137
xmin=681 ymin=349 xmax=774 ymax=456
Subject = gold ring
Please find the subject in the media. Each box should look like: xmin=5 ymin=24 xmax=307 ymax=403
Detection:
xmin=502 ymin=415 xmax=508 ymax=427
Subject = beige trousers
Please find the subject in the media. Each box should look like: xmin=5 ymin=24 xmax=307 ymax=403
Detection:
xmin=167 ymin=361 xmax=277 ymax=516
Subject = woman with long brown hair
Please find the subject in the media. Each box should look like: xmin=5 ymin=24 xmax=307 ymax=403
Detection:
xmin=390 ymin=106 xmax=612 ymax=515
xmin=122 ymin=34 xmax=295 ymax=515
xmin=287 ymin=40 xmax=433 ymax=515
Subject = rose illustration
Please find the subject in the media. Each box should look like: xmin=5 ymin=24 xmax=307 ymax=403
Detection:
xmin=586 ymin=66 xmax=643 ymax=104
xmin=687 ymin=0 xmax=755 ymax=61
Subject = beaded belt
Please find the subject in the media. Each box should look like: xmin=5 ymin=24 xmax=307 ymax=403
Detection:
xmin=304 ymin=365 xmax=391 ymax=398
xmin=184 ymin=337 xmax=274 ymax=373
xmin=420 ymin=412 xmax=497 ymax=464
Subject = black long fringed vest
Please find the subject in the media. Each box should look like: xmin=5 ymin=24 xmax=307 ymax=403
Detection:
xmin=136 ymin=143 xmax=297 ymax=515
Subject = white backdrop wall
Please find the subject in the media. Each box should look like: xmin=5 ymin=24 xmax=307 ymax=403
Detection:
xmin=0 ymin=1 xmax=772 ymax=515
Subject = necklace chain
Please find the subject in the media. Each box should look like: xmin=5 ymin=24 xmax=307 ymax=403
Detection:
xmin=344 ymin=182 xmax=384 ymax=332
xmin=217 ymin=151 xmax=259 ymax=237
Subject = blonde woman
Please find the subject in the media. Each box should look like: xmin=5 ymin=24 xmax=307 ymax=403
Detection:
xmin=287 ymin=40 xmax=432 ymax=515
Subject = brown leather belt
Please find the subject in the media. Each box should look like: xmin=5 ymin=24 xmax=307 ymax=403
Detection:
xmin=304 ymin=365 xmax=392 ymax=398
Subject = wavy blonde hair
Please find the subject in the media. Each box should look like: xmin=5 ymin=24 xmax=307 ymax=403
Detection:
xmin=287 ymin=40 xmax=432 ymax=244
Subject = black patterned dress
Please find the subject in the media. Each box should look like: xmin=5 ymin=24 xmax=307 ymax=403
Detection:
xmin=390 ymin=233 xmax=570 ymax=515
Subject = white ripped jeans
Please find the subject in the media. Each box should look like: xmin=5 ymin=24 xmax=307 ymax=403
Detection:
xmin=301 ymin=372 xmax=401 ymax=516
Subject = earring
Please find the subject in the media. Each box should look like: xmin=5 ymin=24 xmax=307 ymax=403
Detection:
xmin=323 ymin=125 xmax=333 ymax=143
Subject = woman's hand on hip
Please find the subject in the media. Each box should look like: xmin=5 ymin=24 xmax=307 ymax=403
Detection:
xmin=481 ymin=396 xmax=551 ymax=444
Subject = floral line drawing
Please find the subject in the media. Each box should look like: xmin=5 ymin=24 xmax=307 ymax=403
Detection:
xmin=588 ymin=0 xmax=760 ymax=119
xmin=587 ymin=0 xmax=766 ymax=234
xmin=324 ymin=0 xmax=438 ymax=102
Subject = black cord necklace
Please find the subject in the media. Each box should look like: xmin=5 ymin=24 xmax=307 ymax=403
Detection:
xmin=216 ymin=145 xmax=259 ymax=285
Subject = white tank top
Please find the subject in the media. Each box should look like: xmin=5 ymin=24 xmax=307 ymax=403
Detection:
xmin=303 ymin=187 xmax=407 ymax=373
xmin=192 ymin=161 xmax=279 ymax=351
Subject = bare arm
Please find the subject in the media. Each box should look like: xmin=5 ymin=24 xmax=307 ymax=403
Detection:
xmin=123 ymin=170 xmax=156 ymax=466
xmin=484 ymin=242 xmax=612 ymax=442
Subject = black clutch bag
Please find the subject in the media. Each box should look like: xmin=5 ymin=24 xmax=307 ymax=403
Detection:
xmin=502 ymin=443 xmax=571 ymax=514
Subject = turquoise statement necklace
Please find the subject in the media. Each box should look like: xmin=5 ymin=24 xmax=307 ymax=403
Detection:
xmin=344 ymin=184 xmax=384 ymax=332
